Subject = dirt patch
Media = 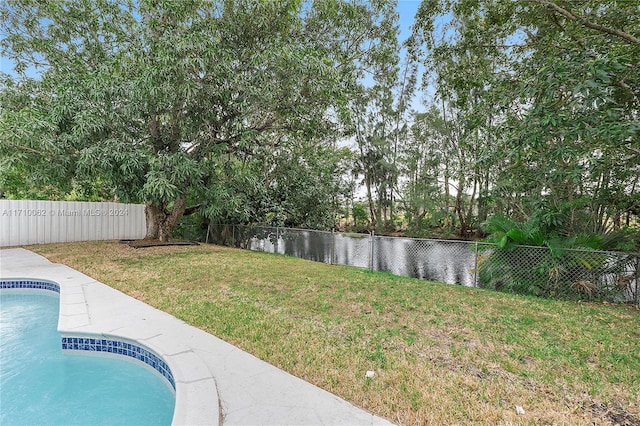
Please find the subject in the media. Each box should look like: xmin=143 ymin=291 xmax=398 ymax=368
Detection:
xmin=590 ymin=402 xmax=640 ymax=426
xmin=121 ymin=239 xmax=200 ymax=249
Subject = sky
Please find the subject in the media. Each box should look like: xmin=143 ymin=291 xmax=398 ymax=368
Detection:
xmin=0 ymin=50 xmax=14 ymax=76
xmin=397 ymin=0 xmax=422 ymax=43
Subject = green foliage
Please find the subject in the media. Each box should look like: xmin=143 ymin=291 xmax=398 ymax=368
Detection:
xmin=350 ymin=5 xmax=417 ymax=232
xmin=408 ymin=0 xmax=640 ymax=240
xmin=482 ymin=215 xmax=547 ymax=249
xmin=479 ymin=215 xmax=638 ymax=301
xmin=142 ymin=153 xmax=203 ymax=206
xmin=351 ymin=202 xmax=369 ymax=229
xmin=0 ymin=0 xmax=397 ymax=237
xmin=3 ymin=0 xmax=638 ymax=245
xmin=200 ymin=141 xmax=354 ymax=230
xmin=173 ymin=213 xmax=208 ymax=242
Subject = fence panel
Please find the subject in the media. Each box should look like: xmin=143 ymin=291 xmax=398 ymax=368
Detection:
xmin=0 ymin=200 xmax=146 ymax=246
xmin=333 ymin=232 xmax=371 ymax=269
xmin=206 ymin=223 xmax=238 ymax=247
xmin=476 ymin=244 xmax=638 ymax=302
xmin=278 ymin=228 xmax=334 ymax=263
xmin=374 ymin=236 xmax=477 ymax=286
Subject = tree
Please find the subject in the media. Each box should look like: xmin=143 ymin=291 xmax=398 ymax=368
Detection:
xmin=402 ymin=106 xmax=453 ymax=235
xmin=201 ymin=138 xmax=354 ymax=230
xmin=409 ymin=0 xmax=640 ymax=239
xmin=351 ymin=42 xmax=416 ymax=232
xmin=0 ymin=0 xmax=397 ymax=240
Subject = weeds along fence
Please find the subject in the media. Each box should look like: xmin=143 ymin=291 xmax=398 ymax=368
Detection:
xmin=206 ymin=224 xmax=639 ymax=305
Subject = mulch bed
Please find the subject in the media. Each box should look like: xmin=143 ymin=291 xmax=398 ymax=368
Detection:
xmin=120 ymin=239 xmax=200 ymax=249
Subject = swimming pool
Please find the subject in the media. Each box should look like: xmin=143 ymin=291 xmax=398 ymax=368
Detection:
xmin=0 ymin=290 xmax=175 ymax=425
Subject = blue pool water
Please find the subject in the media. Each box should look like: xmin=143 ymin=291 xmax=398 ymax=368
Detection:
xmin=0 ymin=292 xmax=175 ymax=425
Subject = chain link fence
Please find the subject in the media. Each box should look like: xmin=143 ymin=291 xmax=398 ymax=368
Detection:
xmin=476 ymin=244 xmax=639 ymax=302
xmin=206 ymin=224 xmax=639 ymax=305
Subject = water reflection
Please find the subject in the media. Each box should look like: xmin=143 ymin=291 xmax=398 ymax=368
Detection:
xmin=248 ymin=230 xmax=477 ymax=287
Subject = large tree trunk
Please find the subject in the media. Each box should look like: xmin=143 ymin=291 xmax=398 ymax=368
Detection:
xmin=144 ymin=197 xmax=188 ymax=242
xmin=455 ymin=187 xmax=467 ymax=238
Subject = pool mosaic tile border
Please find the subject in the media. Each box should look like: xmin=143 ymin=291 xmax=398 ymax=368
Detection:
xmin=0 ymin=279 xmax=60 ymax=293
xmin=62 ymin=337 xmax=176 ymax=390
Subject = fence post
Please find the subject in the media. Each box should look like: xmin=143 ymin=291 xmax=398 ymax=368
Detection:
xmin=635 ymin=255 xmax=639 ymax=307
xmin=331 ymin=228 xmax=335 ymax=265
xmin=275 ymin=227 xmax=279 ymax=254
xmin=232 ymin=225 xmax=236 ymax=247
xmin=473 ymin=242 xmax=479 ymax=286
xmin=205 ymin=224 xmax=210 ymax=244
xmin=370 ymin=230 xmax=375 ymax=272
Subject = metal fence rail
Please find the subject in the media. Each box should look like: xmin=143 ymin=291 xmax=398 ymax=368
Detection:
xmin=206 ymin=224 xmax=639 ymax=305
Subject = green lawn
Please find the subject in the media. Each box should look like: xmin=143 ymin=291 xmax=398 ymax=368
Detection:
xmin=30 ymin=241 xmax=640 ymax=425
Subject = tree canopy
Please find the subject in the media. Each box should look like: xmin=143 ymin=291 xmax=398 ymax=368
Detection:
xmin=405 ymin=0 xmax=639 ymax=243
xmin=1 ymin=0 xmax=397 ymax=240
xmin=1 ymin=0 xmax=638 ymax=247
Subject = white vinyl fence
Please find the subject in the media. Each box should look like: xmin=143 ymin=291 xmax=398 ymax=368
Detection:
xmin=0 ymin=200 xmax=146 ymax=246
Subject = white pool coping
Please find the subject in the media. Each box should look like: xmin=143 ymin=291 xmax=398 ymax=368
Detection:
xmin=0 ymin=248 xmax=393 ymax=426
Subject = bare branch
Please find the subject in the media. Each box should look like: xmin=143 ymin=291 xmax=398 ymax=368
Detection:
xmin=530 ymin=0 xmax=639 ymax=45
xmin=5 ymin=141 xmax=58 ymax=160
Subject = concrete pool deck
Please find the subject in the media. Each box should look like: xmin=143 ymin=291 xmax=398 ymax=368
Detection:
xmin=0 ymin=248 xmax=393 ymax=426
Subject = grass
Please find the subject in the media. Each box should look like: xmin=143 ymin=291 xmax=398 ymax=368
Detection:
xmin=27 ymin=241 xmax=640 ymax=425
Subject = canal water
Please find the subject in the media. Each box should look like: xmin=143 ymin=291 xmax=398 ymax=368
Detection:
xmin=247 ymin=228 xmax=479 ymax=287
